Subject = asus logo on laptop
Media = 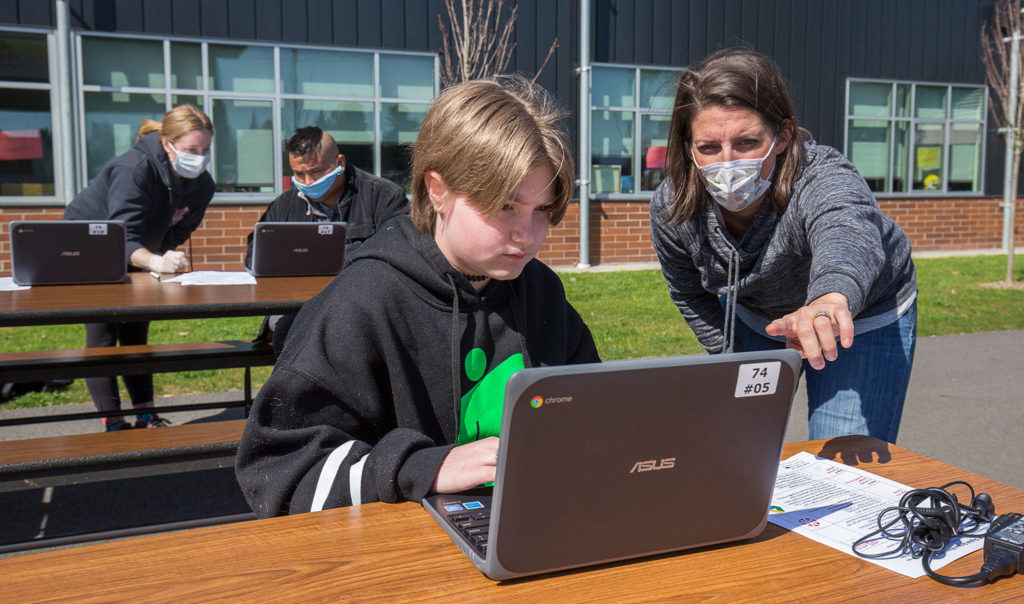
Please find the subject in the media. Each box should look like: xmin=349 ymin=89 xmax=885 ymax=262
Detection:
xmin=629 ymin=457 xmax=676 ymax=473
xmin=292 ymin=247 xmax=309 ymax=253
xmin=60 ymin=250 xmax=81 ymax=256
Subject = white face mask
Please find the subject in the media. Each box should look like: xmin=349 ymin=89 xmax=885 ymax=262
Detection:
xmin=168 ymin=142 xmax=210 ymax=179
xmin=692 ymin=137 xmax=777 ymax=212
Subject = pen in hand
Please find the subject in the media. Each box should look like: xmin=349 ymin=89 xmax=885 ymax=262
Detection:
xmin=150 ymin=271 xmax=162 ymax=281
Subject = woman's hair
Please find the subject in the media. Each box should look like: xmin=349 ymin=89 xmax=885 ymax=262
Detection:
xmin=136 ymin=104 xmax=213 ymax=143
xmin=663 ymin=47 xmax=809 ymax=225
xmin=410 ymin=76 xmax=575 ymax=234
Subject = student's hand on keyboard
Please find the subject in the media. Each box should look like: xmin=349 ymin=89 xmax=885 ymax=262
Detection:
xmin=432 ymin=437 xmax=499 ymax=494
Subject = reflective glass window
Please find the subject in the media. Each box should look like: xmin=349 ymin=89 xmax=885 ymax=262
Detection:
xmin=951 ymin=87 xmax=984 ymax=120
xmin=0 ymin=31 xmax=49 ymax=83
xmin=208 ymin=45 xmax=274 ymax=93
xmin=913 ymin=123 xmax=944 ymax=191
xmin=282 ymin=49 xmax=373 ymax=97
xmin=849 ymin=82 xmax=891 ymax=117
xmin=914 ymin=85 xmax=947 ymax=119
xmin=640 ymin=69 xmax=678 ymax=111
xmin=82 ymin=37 xmax=164 ymax=88
xmin=846 ymin=80 xmax=984 ymax=195
xmin=0 ymin=89 xmax=54 ymax=196
xmin=381 ymin=103 xmax=427 ymax=189
xmin=211 ymin=98 xmax=275 ymax=192
xmin=591 ymin=110 xmax=633 ymax=193
xmin=380 ymin=55 xmax=433 ymax=100
xmin=847 ymin=119 xmax=890 ymax=192
xmin=640 ymin=114 xmax=670 ymax=191
xmin=592 ymin=66 xmax=634 ymax=108
xmin=948 ymin=123 xmax=982 ymax=191
xmin=171 ymin=42 xmax=203 ymax=90
xmin=83 ymin=91 xmax=166 ymax=180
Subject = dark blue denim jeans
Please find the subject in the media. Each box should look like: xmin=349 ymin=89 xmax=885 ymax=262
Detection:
xmin=730 ymin=301 xmax=917 ymax=443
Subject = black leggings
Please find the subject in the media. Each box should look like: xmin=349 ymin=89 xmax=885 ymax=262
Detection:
xmin=84 ymin=321 xmax=153 ymax=413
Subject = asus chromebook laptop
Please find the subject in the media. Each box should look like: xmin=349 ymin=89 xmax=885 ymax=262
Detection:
xmin=422 ymin=349 xmax=801 ymax=580
xmin=248 ymin=222 xmax=347 ymax=277
xmin=10 ymin=220 xmax=127 ymax=286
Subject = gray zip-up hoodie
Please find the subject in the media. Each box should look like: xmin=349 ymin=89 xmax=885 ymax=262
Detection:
xmin=650 ymin=142 xmax=916 ymax=354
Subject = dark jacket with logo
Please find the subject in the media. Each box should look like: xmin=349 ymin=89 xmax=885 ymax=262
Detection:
xmin=243 ymin=163 xmax=409 ymax=269
xmin=235 ymin=215 xmax=600 ymax=517
xmin=63 ymin=131 xmax=214 ymax=261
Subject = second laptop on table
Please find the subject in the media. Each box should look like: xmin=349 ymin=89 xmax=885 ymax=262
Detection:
xmin=248 ymin=222 xmax=347 ymax=277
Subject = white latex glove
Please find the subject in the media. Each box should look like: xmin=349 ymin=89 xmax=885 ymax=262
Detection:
xmin=151 ymin=250 xmax=189 ymax=274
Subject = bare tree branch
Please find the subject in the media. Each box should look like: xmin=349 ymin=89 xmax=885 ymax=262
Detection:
xmin=437 ymin=0 xmax=558 ymax=87
xmin=981 ymin=0 xmax=1024 ymax=283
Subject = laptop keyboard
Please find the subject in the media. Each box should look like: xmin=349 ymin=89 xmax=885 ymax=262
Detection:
xmin=446 ymin=509 xmax=491 ymax=556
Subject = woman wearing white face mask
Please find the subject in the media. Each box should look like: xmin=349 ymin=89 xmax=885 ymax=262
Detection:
xmin=63 ymin=104 xmax=215 ymax=431
xmin=650 ymin=48 xmax=917 ymax=444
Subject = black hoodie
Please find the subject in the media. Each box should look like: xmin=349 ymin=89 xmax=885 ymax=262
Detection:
xmin=235 ymin=215 xmax=600 ymax=517
xmin=63 ymin=131 xmax=214 ymax=260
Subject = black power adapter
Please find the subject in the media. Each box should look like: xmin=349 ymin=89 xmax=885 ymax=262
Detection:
xmin=980 ymin=512 xmax=1024 ymax=582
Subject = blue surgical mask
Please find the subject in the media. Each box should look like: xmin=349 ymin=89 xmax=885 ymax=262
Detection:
xmin=292 ymin=165 xmax=342 ymax=200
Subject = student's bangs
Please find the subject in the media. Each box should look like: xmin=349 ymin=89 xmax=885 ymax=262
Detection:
xmin=411 ymin=77 xmax=574 ymax=233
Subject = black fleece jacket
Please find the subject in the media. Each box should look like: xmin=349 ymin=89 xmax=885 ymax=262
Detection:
xmin=243 ymin=162 xmax=409 ymax=268
xmin=235 ymin=215 xmax=600 ymax=517
xmin=63 ymin=131 xmax=214 ymax=260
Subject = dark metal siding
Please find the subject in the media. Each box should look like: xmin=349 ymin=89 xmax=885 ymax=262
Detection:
xmin=0 ymin=0 xmax=1005 ymax=193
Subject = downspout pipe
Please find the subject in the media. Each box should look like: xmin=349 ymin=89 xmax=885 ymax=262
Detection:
xmin=576 ymin=0 xmax=591 ymax=268
xmin=56 ymin=0 xmax=76 ymax=204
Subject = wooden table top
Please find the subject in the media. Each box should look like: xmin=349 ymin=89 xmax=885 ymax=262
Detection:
xmin=3 ymin=435 xmax=1022 ymax=601
xmin=0 ymin=272 xmax=333 ymax=326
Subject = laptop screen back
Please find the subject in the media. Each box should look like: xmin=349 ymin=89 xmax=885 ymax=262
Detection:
xmin=250 ymin=222 xmax=347 ymax=277
xmin=10 ymin=220 xmax=127 ymax=286
xmin=486 ymin=351 xmax=800 ymax=578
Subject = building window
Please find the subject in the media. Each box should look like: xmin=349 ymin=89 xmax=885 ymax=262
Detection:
xmin=0 ymin=30 xmax=56 ymax=199
xmin=77 ymin=33 xmax=438 ymax=199
xmin=590 ymin=64 xmax=681 ymax=195
xmin=845 ymin=79 xmax=986 ymax=195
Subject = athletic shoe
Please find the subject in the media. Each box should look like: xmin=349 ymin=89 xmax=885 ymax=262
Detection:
xmin=136 ymin=414 xmax=172 ymax=428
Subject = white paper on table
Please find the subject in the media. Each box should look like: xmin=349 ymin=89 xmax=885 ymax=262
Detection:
xmin=767 ymin=451 xmax=988 ymax=578
xmin=0 ymin=277 xmax=30 ymax=291
xmin=161 ymin=271 xmax=257 ymax=286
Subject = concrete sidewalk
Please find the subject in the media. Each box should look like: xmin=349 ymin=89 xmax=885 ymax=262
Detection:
xmin=783 ymin=329 xmax=1024 ymax=491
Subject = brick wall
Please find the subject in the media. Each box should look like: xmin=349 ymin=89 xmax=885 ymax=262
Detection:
xmin=1 ymin=196 xmax=1022 ymax=273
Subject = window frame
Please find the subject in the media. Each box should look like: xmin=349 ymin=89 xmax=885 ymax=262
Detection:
xmin=844 ymin=77 xmax=988 ymax=197
xmin=0 ymin=25 xmax=64 ymax=204
xmin=589 ymin=62 xmax=682 ymax=200
xmin=74 ymin=31 xmax=439 ymax=203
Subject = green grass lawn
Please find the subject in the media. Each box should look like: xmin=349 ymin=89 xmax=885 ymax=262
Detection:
xmin=2 ymin=254 xmax=1022 ymax=409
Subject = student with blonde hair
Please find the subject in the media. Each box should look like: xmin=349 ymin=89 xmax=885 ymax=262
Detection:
xmin=236 ymin=77 xmax=599 ymax=517
xmin=64 ymin=104 xmax=215 ymax=431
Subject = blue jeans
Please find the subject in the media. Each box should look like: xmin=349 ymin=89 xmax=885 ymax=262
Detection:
xmin=730 ymin=301 xmax=917 ymax=443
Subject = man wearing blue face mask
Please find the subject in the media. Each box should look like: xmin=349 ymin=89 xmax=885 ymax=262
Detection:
xmin=245 ymin=126 xmax=409 ymax=352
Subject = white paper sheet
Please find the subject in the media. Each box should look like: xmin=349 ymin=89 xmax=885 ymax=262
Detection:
xmin=160 ymin=271 xmax=257 ymax=286
xmin=768 ymin=451 xmax=987 ymax=578
xmin=0 ymin=277 xmax=30 ymax=291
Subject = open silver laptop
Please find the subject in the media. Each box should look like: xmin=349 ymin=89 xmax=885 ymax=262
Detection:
xmin=422 ymin=349 xmax=801 ymax=580
xmin=248 ymin=222 xmax=347 ymax=277
xmin=10 ymin=220 xmax=127 ymax=286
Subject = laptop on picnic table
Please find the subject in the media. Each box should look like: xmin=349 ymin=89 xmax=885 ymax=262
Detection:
xmin=422 ymin=349 xmax=801 ymax=580
xmin=9 ymin=220 xmax=127 ymax=286
xmin=248 ymin=222 xmax=347 ymax=277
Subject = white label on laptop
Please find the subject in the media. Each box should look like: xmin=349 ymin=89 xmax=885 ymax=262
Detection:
xmin=317 ymin=224 xmax=334 ymax=235
xmin=88 ymin=223 xmax=108 ymax=235
xmin=734 ymin=361 xmax=781 ymax=397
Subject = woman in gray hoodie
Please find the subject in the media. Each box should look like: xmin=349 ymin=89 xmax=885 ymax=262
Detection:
xmin=650 ymin=48 xmax=916 ymax=444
